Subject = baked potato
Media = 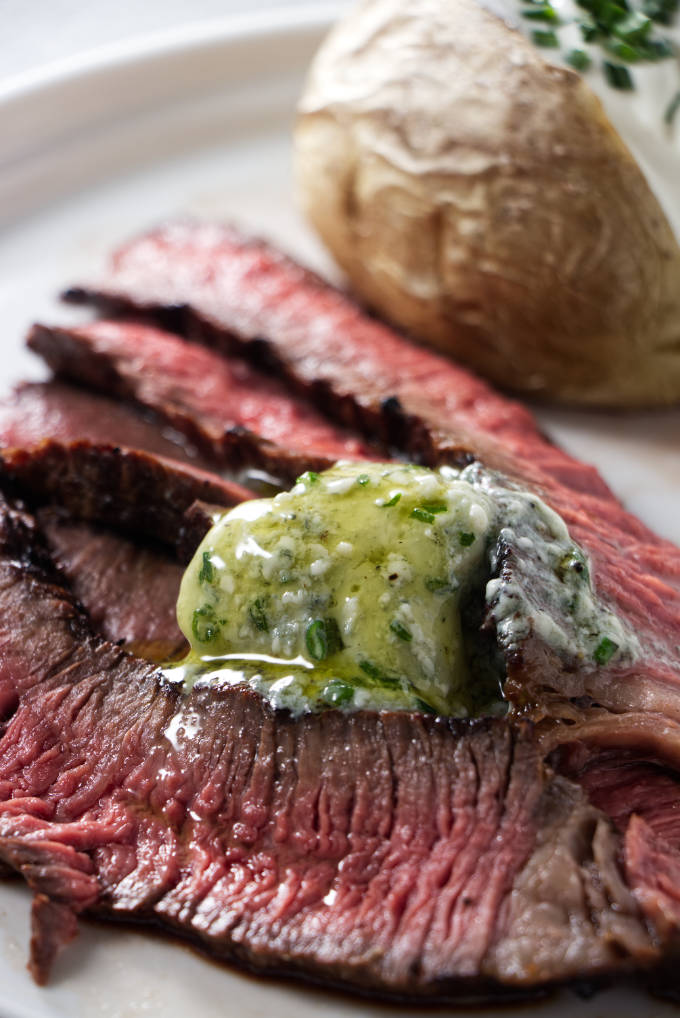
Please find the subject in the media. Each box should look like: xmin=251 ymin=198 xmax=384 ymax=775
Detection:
xmin=294 ymin=0 xmax=680 ymax=407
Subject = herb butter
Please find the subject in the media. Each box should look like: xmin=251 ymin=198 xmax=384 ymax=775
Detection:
xmin=170 ymin=461 xmax=640 ymax=717
xmin=176 ymin=462 xmax=496 ymax=715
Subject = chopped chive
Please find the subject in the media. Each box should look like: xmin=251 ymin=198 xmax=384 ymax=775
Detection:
xmin=320 ymin=678 xmax=354 ymax=707
xmin=359 ymin=659 xmax=381 ymax=680
xmin=390 ymin=619 xmax=413 ymax=642
xmin=249 ymin=597 xmax=269 ymax=632
xmin=411 ymin=507 xmax=435 ymax=523
xmin=198 ymin=550 xmax=215 ymax=585
xmin=665 ymin=91 xmax=680 ymax=125
xmin=603 ymin=61 xmax=634 ymax=88
xmin=566 ymin=47 xmax=593 ymax=69
xmin=415 ymin=697 xmax=438 ymax=715
xmin=306 ymin=620 xmax=327 ymax=660
xmin=192 ymin=605 xmax=221 ymax=643
xmin=425 ymin=577 xmax=451 ymax=593
xmin=381 ymin=493 xmax=402 ymax=508
xmin=532 ymin=28 xmax=560 ymax=45
xmin=523 ymin=4 xmax=560 ymax=18
xmin=421 ymin=502 xmax=448 ymax=514
xmin=614 ymin=9 xmax=652 ymax=42
xmin=459 ymin=532 xmax=476 ymax=547
xmin=376 ymin=674 xmax=401 ymax=690
xmin=594 ymin=636 xmax=619 ymax=665
xmin=580 ymin=20 xmax=600 ymax=40
xmin=606 ymin=38 xmax=641 ymax=60
xmin=305 ymin=618 xmax=342 ymax=661
xmin=296 ymin=470 xmax=320 ymax=485
xmin=356 ymin=473 xmax=370 ymax=486
xmin=642 ymin=0 xmax=678 ymax=23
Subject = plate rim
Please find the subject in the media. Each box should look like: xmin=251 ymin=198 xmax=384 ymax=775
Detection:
xmin=0 ymin=4 xmax=342 ymax=174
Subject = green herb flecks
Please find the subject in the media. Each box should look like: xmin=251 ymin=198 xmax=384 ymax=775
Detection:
xmin=566 ymin=47 xmax=592 ymax=68
xmin=198 ymin=551 xmax=215 ymax=585
xmin=594 ymin=635 xmax=619 ymax=665
xmin=296 ymin=470 xmax=320 ymax=486
xmin=603 ymin=60 xmax=634 ymax=88
xmin=381 ymin=493 xmax=402 ymax=508
xmin=356 ymin=473 xmax=370 ymax=486
xmin=192 ymin=604 xmax=222 ymax=643
xmin=642 ymin=0 xmax=679 ymax=25
xmin=459 ymin=532 xmax=476 ymax=547
xmin=411 ymin=507 xmax=435 ymax=524
xmin=320 ymin=678 xmax=354 ymax=707
xmin=425 ymin=576 xmax=452 ymax=593
xmin=415 ymin=697 xmax=438 ymax=715
xmin=359 ymin=659 xmax=381 ymax=680
xmin=523 ymin=3 xmax=561 ymax=18
xmin=390 ymin=619 xmax=413 ymax=642
xmin=249 ymin=597 xmax=269 ymax=633
xmin=305 ymin=618 xmax=343 ymax=661
xmin=524 ymin=0 xmax=680 ymax=108
xmin=532 ymin=27 xmax=560 ymax=44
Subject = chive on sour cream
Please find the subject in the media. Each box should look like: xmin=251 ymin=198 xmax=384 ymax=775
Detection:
xmin=172 ymin=461 xmax=640 ymax=717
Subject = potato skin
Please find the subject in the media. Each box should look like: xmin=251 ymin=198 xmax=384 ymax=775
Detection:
xmin=294 ymin=0 xmax=680 ymax=407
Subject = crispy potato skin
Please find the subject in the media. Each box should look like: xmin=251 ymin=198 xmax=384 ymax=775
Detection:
xmin=294 ymin=0 xmax=680 ymax=407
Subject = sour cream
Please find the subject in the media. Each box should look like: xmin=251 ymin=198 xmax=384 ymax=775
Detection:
xmin=493 ymin=0 xmax=680 ymax=239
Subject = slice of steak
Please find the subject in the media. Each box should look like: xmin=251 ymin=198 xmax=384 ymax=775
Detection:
xmin=0 ymin=481 xmax=662 ymax=996
xmin=38 ymin=510 xmax=186 ymax=662
xmin=557 ymin=745 xmax=680 ymax=851
xmin=0 ymin=380 xmax=209 ymax=467
xmin=0 ymin=441 xmax=251 ymax=559
xmin=28 ymin=319 xmax=379 ymax=484
xmin=61 ymin=222 xmax=680 ymax=752
xmin=60 ymin=221 xmax=616 ymax=495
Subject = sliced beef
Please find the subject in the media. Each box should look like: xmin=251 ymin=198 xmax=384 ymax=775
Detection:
xmin=557 ymin=745 xmax=680 ymax=851
xmin=61 ymin=221 xmax=617 ymax=496
xmin=38 ymin=510 xmax=186 ymax=662
xmin=0 ymin=380 xmax=209 ymax=467
xmin=28 ymin=320 xmax=379 ymax=484
xmin=0 ymin=477 xmax=662 ymax=995
xmin=0 ymin=441 xmax=251 ymax=558
xmin=61 ymin=222 xmax=680 ymax=755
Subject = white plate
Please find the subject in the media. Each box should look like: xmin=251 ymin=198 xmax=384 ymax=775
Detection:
xmin=0 ymin=10 xmax=679 ymax=1018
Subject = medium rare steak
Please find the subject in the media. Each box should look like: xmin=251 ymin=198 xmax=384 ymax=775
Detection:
xmin=38 ymin=511 xmax=187 ymax=662
xmin=60 ymin=222 xmax=680 ymax=757
xmin=61 ymin=222 xmax=618 ymax=495
xmin=0 ymin=380 xmax=209 ymax=467
xmin=28 ymin=319 xmax=378 ymax=483
xmin=1 ymin=441 xmax=252 ymax=558
xmin=0 ymin=457 xmax=662 ymax=996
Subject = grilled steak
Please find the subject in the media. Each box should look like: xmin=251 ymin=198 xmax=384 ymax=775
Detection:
xmin=38 ymin=510 xmax=187 ymax=662
xmin=61 ymin=222 xmax=618 ymax=495
xmin=1 ymin=441 xmax=252 ymax=557
xmin=28 ymin=319 xmax=378 ymax=484
xmin=3 ymin=222 xmax=679 ymax=999
xmin=60 ymin=223 xmax=680 ymax=759
xmin=0 ymin=380 xmax=209 ymax=467
xmin=0 ymin=459 xmax=662 ymax=996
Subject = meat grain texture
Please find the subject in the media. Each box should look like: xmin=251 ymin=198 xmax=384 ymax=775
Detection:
xmin=0 ymin=223 xmax=677 ymax=1001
